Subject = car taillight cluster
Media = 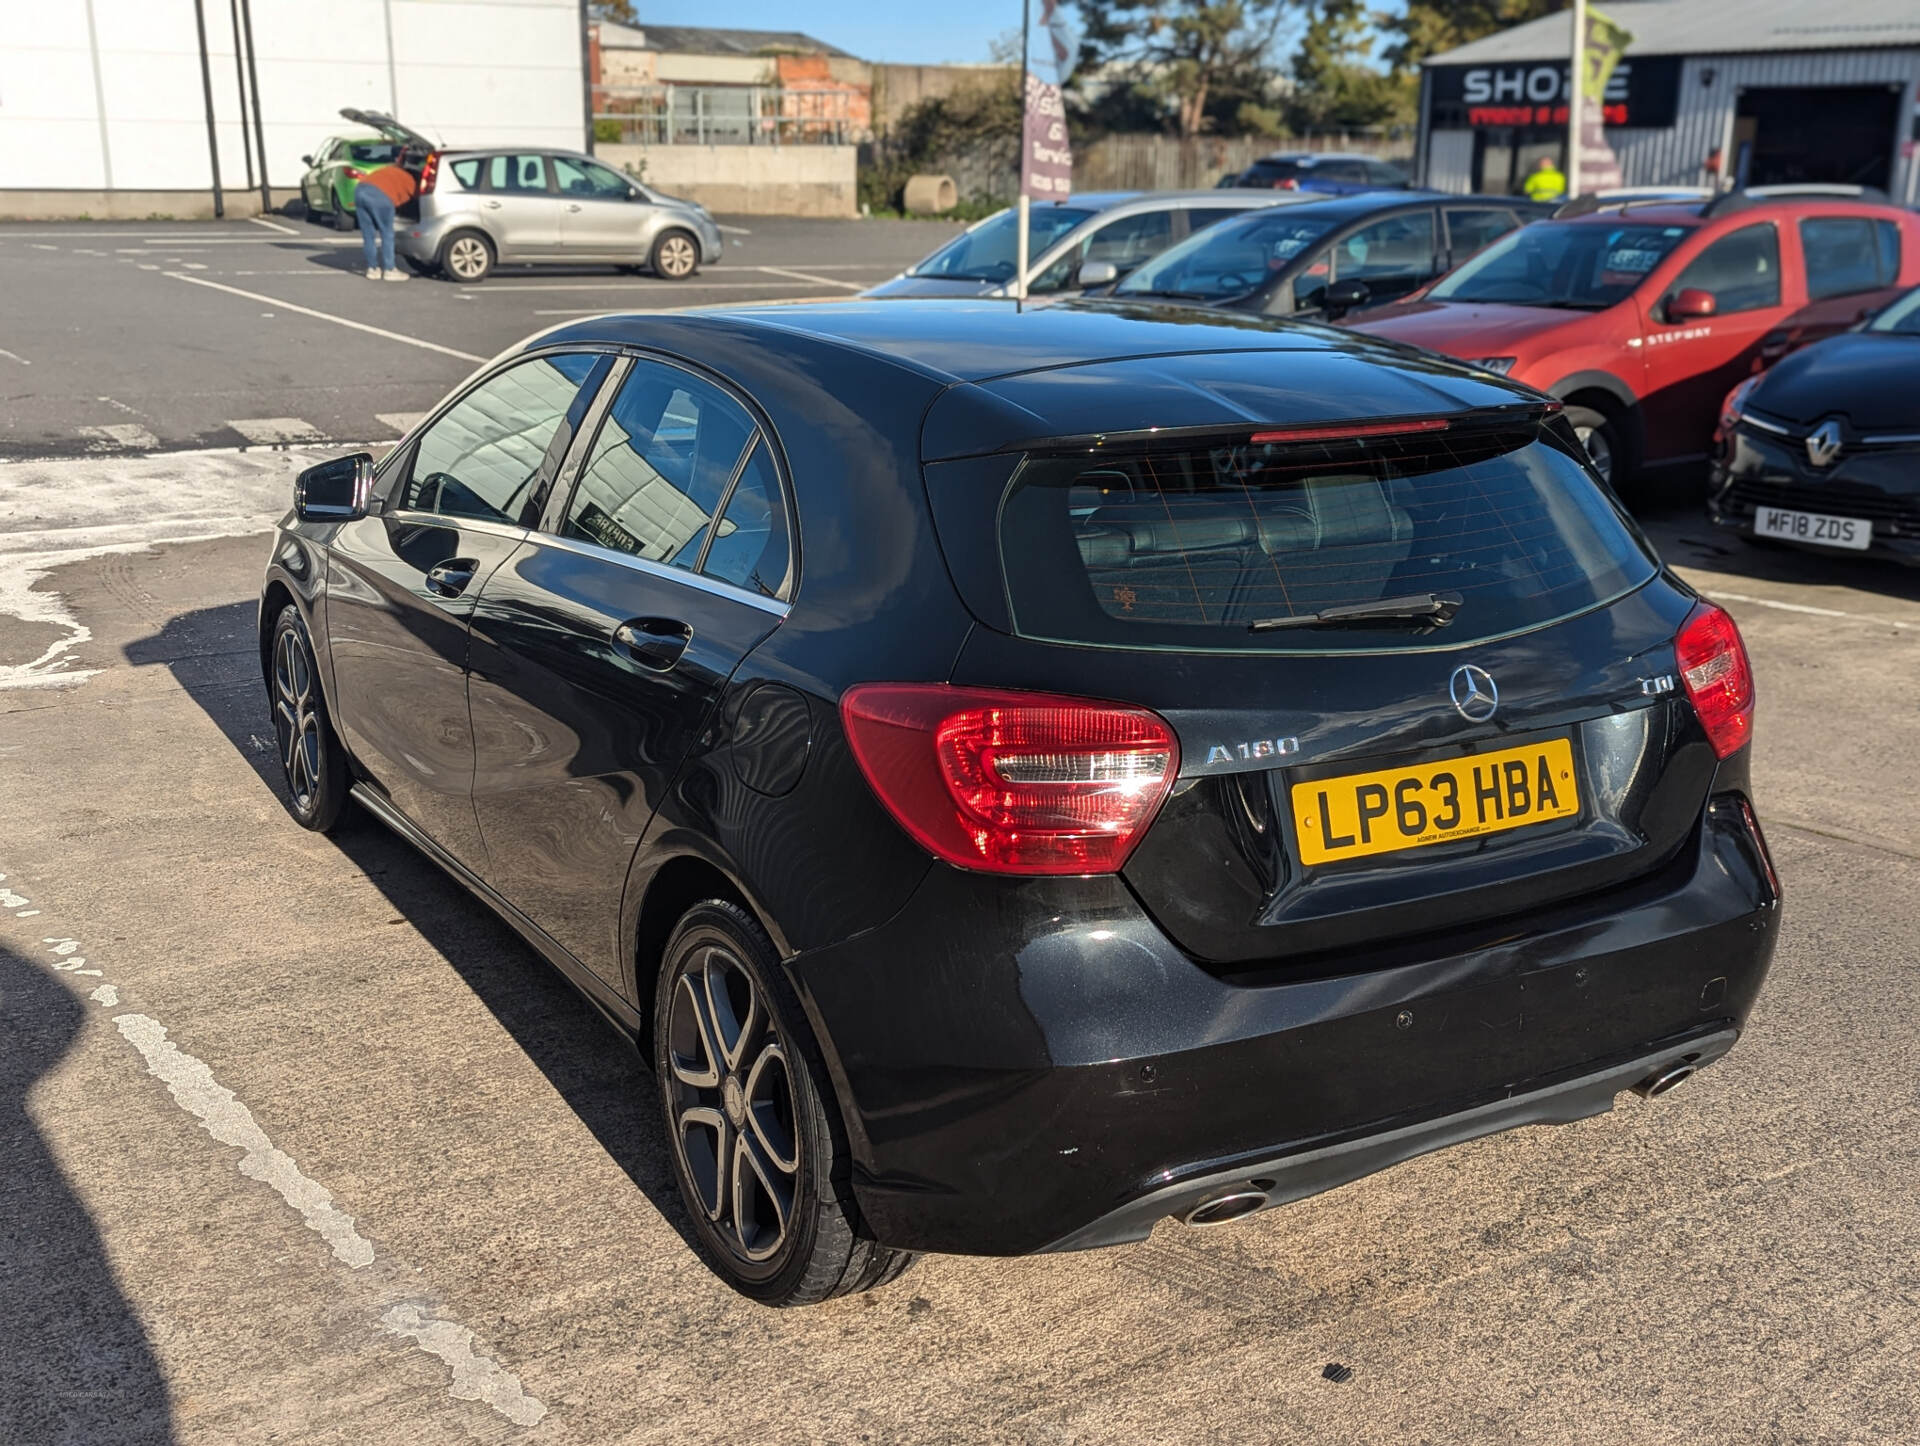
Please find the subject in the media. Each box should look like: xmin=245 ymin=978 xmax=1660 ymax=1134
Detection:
xmin=419 ymin=151 xmax=440 ymax=194
xmin=840 ymin=684 xmax=1180 ymax=875
xmin=1675 ymin=602 xmax=1756 ymax=759
xmin=1275 ymin=178 xmax=1300 ymax=190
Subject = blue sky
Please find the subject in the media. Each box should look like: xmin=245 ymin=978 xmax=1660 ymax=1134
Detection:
xmin=630 ymin=1 xmax=1404 ymax=69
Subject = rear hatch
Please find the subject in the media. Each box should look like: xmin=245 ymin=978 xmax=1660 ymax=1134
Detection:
xmin=925 ymin=395 xmax=1713 ymax=972
xmin=339 ymin=107 xmax=434 ymax=219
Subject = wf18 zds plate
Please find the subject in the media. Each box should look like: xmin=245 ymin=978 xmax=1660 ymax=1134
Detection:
xmin=1292 ymin=737 xmax=1579 ymax=866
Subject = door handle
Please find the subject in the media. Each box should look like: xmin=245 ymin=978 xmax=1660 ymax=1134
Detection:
xmin=567 ymin=203 xmax=582 ymax=213
xmin=484 ymin=200 xmax=502 ymax=210
xmin=613 ymin=617 xmax=692 ymax=671
xmin=425 ymin=559 xmax=478 ymax=597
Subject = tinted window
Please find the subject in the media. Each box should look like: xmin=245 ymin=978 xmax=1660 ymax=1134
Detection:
xmin=488 ymin=154 xmax=550 ymax=193
xmin=1332 ymin=210 xmax=1437 ymax=283
xmin=1242 ymin=159 xmax=1303 ymax=186
xmin=1321 ymin=160 xmax=1370 ymax=184
xmin=449 ymin=157 xmax=482 ymax=188
xmin=908 ymin=206 xmax=1095 ymax=282
xmin=1801 ymin=216 xmax=1901 ymax=300
xmin=1429 ymin=221 xmax=1694 ymax=308
xmin=401 ymin=354 xmax=601 ymax=524
xmin=995 ymin=428 xmax=1655 ymax=653
xmin=553 ymin=155 xmax=632 ymax=199
xmin=345 ymin=140 xmax=403 ymax=166
xmin=562 ymin=360 xmax=755 ymax=568
xmin=1671 ymin=224 xmax=1779 ymax=314
xmin=1118 ymin=209 xmax=1336 ymax=302
xmin=1446 ymin=207 xmax=1520 ymax=259
xmin=1367 ymin=159 xmax=1410 ymax=186
xmin=1186 ymin=207 xmax=1249 ymax=231
xmin=701 ymin=441 xmax=791 ymax=599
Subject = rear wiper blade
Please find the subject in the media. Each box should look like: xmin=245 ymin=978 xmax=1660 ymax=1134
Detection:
xmin=1249 ymin=591 xmax=1463 ymax=632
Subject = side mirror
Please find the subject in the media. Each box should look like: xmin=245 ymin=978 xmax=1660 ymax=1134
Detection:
xmin=1323 ymin=278 xmax=1372 ymax=314
xmin=301 ymin=154 xmax=315 ymax=166
xmin=1078 ymin=259 xmax=1119 ymax=288
xmin=1668 ymin=287 xmax=1717 ymax=321
xmin=295 ymin=453 xmax=374 ymax=522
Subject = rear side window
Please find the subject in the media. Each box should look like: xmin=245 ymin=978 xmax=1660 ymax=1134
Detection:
xmin=562 ymin=359 xmax=755 ymax=570
xmin=449 ymin=158 xmax=482 ymax=189
xmin=489 ymin=154 xmax=549 ymax=193
xmin=700 ymin=441 xmax=791 ymax=599
xmin=1670 ymin=224 xmax=1779 ymax=314
xmin=1446 ymin=207 xmax=1519 ymax=259
xmin=1800 ymin=217 xmax=1901 ymax=299
xmin=996 ymin=428 xmax=1656 ymax=653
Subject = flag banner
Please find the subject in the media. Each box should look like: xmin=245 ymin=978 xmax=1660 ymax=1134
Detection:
xmin=1577 ymin=6 xmax=1633 ymax=192
xmin=1022 ymin=73 xmax=1072 ymax=199
xmin=1037 ymin=0 xmax=1079 ymax=77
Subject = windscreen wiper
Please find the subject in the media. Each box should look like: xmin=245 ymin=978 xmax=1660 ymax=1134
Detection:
xmin=1122 ymin=288 xmax=1217 ymax=301
xmin=1248 ymin=591 xmax=1463 ymax=632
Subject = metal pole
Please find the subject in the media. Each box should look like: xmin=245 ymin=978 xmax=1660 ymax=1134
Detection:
xmin=237 ymin=0 xmax=271 ymax=214
xmin=579 ymin=0 xmax=596 ymax=153
xmin=191 ymin=0 xmax=225 ymax=217
xmin=228 ymin=0 xmax=254 ymax=189
xmin=1568 ymin=0 xmax=1586 ymax=201
xmin=1015 ymin=0 xmax=1031 ymax=302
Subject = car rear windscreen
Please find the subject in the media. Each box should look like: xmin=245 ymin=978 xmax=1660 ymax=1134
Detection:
xmin=996 ymin=426 xmax=1656 ymax=652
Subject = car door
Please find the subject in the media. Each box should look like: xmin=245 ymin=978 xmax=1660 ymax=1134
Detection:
xmin=1029 ymin=208 xmax=1175 ymax=295
xmin=465 ymin=355 xmax=793 ymax=989
xmin=323 ymin=351 xmax=609 ymax=868
xmin=552 ymin=154 xmax=648 ymax=258
xmin=1324 ymin=207 xmax=1441 ymax=313
xmin=478 ymin=153 xmax=565 ymax=258
xmin=1788 ymin=215 xmax=1905 ymax=343
xmin=1635 ymin=221 xmax=1789 ymax=463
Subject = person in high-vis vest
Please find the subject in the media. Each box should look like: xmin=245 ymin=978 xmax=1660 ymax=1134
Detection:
xmin=1524 ymin=156 xmax=1568 ymax=204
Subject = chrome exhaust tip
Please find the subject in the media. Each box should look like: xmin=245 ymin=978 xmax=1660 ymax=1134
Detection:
xmin=1183 ymin=1186 xmax=1269 ymax=1228
xmin=1632 ymin=1062 xmax=1696 ymax=1099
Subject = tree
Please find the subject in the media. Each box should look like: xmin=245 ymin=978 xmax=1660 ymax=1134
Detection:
xmin=1288 ymin=0 xmax=1415 ymax=131
xmin=588 ymin=0 xmax=638 ymax=25
xmin=1379 ymin=0 xmax=1565 ymax=73
xmin=1075 ymin=0 xmax=1295 ymax=139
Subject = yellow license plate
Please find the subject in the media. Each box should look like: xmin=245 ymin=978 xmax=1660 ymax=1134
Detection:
xmin=1291 ymin=738 xmax=1579 ymax=866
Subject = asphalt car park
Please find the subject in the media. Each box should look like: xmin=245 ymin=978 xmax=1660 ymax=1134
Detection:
xmin=6 ymin=215 xmax=1920 ymax=1443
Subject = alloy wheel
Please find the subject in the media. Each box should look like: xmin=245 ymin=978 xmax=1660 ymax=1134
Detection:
xmin=447 ymin=236 xmax=489 ymax=281
xmin=272 ymin=626 xmax=323 ymax=811
xmin=656 ymin=233 xmax=697 ymax=279
xmin=665 ymin=944 xmax=801 ymax=1264
xmin=1575 ymin=422 xmax=1614 ymax=485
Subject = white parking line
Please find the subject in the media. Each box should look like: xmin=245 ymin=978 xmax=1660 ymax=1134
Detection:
xmin=227 ymin=417 xmax=324 ymax=445
xmin=754 ymin=264 xmax=865 ymax=291
xmin=163 ymin=272 xmax=485 ymax=363
xmin=248 ymin=215 xmax=299 ymax=235
xmin=1699 ymin=587 xmax=1915 ymax=631
xmin=467 ymin=279 xmax=865 ymax=294
xmin=715 ymin=222 xmax=753 ymax=235
xmin=375 ymin=411 xmax=427 ymax=435
xmin=80 ymin=423 xmax=161 ymax=450
xmin=0 ymin=347 xmax=29 ymax=366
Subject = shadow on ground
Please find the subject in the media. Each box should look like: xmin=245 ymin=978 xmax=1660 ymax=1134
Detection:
xmin=0 ymin=944 xmax=176 ymax=1445
xmin=122 ymin=604 xmax=704 ymax=1261
xmin=1635 ymin=493 xmax=1920 ymax=604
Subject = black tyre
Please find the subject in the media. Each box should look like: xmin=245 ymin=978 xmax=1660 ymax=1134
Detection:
xmin=268 ymin=604 xmax=349 ymax=833
xmin=402 ymin=254 xmax=440 ymax=277
xmin=653 ymin=900 xmax=915 ymax=1305
xmin=440 ymin=229 xmax=494 ymax=283
xmin=650 ymin=228 xmax=699 ymax=280
xmin=1564 ymin=403 xmax=1628 ymax=493
xmin=331 ymin=201 xmax=355 ymax=232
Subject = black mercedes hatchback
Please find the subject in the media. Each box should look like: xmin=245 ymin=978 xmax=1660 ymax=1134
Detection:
xmin=259 ymin=300 xmax=1778 ymax=1305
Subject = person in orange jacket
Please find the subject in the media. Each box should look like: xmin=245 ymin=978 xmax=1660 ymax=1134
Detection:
xmin=343 ymin=161 xmax=417 ymax=281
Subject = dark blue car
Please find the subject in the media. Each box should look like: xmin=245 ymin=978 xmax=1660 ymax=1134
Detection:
xmin=1222 ymin=150 xmax=1412 ymax=194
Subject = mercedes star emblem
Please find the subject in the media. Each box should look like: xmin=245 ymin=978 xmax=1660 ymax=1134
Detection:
xmin=1449 ymin=664 xmax=1499 ymax=722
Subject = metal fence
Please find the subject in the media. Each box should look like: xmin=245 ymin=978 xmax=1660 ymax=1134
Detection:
xmin=593 ymin=85 xmax=857 ymax=146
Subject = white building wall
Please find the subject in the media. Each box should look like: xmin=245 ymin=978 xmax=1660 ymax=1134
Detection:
xmin=0 ymin=0 xmax=584 ymax=196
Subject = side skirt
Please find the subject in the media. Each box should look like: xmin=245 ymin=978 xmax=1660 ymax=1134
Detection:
xmin=348 ymin=782 xmax=646 ymax=1044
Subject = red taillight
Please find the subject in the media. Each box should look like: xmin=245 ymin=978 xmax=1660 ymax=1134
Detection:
xmin=840 ymin=684 xmax=1180 ymax=876
xmin=419 ymin=151 xmax=440 ymax=193
xmin=1676 ymin=603 xmax=1755 ymax=759
xmin=1250 ymin=417 xmax=1450 ymax=445
xmin=1276 ymin=178 xmax=1299 ymax=190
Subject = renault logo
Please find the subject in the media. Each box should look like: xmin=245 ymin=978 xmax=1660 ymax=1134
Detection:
xmin=1449 ymin=664 xmax=1499 ymax=722
xmin=1806 ymin=420 xmax=1843 ymax=469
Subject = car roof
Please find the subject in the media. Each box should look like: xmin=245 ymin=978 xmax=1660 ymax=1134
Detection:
xmin=1255 ymin=152 xmax=1394 ymax=163
xmin=1213 ymin=190 xmax=1464 ymax=222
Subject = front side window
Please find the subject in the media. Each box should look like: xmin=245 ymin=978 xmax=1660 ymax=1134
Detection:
xmin=561 ymin=360 xmax=755 ymax=569
xmin=1429 ymin=220 xmax=1695 ymax=310
xmin=907 ymin=206 xmax=1094 ymax=282
xmin=1800 ymin=217 xmax=1900 ymax=300
xmin=995 ymin=427 xmax=1656 ymax=654
xmin=1033 ymin=210 xmax=1174 ymax=292
xmin=399 ymin=353 xmax=602 ymax=524
xmin=1331 ymin=210 xmax=1437 ymax=284
xmin=488 ymin=154 xmax=550 ymax=194
xmin=1669 ymin=223 xmax=1779 ymax=315
xmin=553 ymin=155 xmax=633 ymax=200
xmin=1117 ymin=209 xmax=1336 ymax=303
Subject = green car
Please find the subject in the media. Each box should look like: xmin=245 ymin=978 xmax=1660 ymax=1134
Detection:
xmin=299 ymin=109 xmax=434 ymax=229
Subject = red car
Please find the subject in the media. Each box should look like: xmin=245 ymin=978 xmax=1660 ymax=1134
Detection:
xmin=1347 ymin=190 xmax=1920 ymax=491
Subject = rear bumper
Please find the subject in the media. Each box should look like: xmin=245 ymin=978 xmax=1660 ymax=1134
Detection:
xmin=789 ymin=794 xmax=1779 ymax=1257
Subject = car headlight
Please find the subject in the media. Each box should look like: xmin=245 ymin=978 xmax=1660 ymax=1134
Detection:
xmin=1467 ymin=357 xmax=1517 ymax=375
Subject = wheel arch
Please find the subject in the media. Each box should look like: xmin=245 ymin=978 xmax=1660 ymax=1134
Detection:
xmin=624 ymin=838 xmax=788 ymax=1040
xmin=1546 ymin=370 xmax=1645 ymax=461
